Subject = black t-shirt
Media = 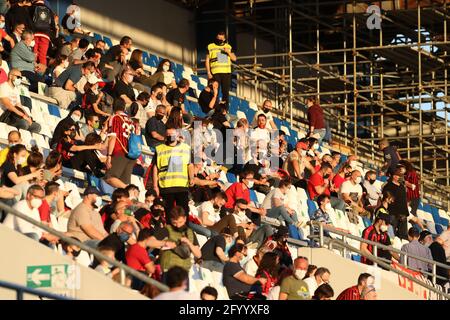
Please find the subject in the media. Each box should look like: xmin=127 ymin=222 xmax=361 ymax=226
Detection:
xmin=429 ymin=242 xmax=449 ymax=286
xmin=1 ymin=161 xmax=18 ymax=187
xmin=112 ymin=79 xmax=136 ymax=102
xmin=98 ymin=233 xmax=126 ymax=263
xmin=100 ymin=44 xmax=122 ymax=68
xmin=383 ymin=146 xmax=400 ymax=175
xmin=382 ymin=181 xmax=409 ymax=217
xmin=154 ymin=226 xmax=199 ymax=246
xmin=199 ymin=89 xmax=216 ymax=114
xmin=100 ymin=203 xmax=115 ymax=232
xmin=223 ymin=261 xmax=251 ymax=297
xmin=211 ymin=112 xmax=228 ymax=135
xmin=201 ymin=235 xmax=226 ymax=263
xmin=145 ymin=116 xmax=166 ymax=148
xmin=166 ymin=88 xmax=185 ymax=107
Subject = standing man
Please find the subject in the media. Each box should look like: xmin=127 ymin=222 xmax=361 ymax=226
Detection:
xmin=30 ymin=0 xmax=56 ymax=66
xmin=379 ymin=138 xmax=401 ymax=177
xmin=306 ymin=97 xmax=326 ymax=144
xmin=205 ymin=31 xmax=236 ymax=105
xmin=153 ymin=127 xmax=194 ymax=216
xmin=400 ymin=227 xmax=433 ymax=273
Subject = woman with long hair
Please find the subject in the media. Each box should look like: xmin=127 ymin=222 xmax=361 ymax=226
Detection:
xmin=50 ymin=107 xmax=84 ymax=148
xmin=154 ymin=58 xmax=177 ymax=89
xmin=52 ymin=54 xmax=69 ymax=79
xmin=255 ymin=252 xmax=280 ymax=296
xmin=129 ymin=49 xmax=164 ymax=89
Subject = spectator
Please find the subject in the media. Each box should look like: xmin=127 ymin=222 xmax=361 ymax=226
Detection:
xmin=147 ymin=83 xmax=168 ymax=115
xmin=304 ymin=265 xmax=318 ymax=279
xmin=360 ymin=213 xmax=399 ymax=265
xmin=211 ymin=102 xmax=231 ymax=139
xmin=304 ymin=267 xmax=330 ymax=295
xmin=401 ymin=227 xmax=433 ymax=273
xmin=99 ymin=36 xmax=132 ymax=82
xmin=0 ymin=144 xmax=42 ymax=189
xmin=310 ymin=194 xmax=335 ymax=237
xmin=109 ymin=200 xmax=140 ymax=234
xmin=422 ymin=231 xmax=449 ymax=286
xmin=205 ymin=31 xmax=236 ymax=104
xmin=223 ymin=243 xmax=266 ymax=299
xmin=152 ymin=206 xmax=201 ymax=273
xmin=362 ymin=170 xmax=382 ymax=210
xmin=360 ymin=285 xmax=377 ymax=300
xmin=0 ymin=130 xmax=25 ymax=167
xmin=10 ymin=29 xmax=46 ymax=93
xmin=154 ymin=59 xmax=177 ymax=89
xmin=337 ymin=273 xmax=374 ymax=300
xmin=308 ymin=163 xmax=345 ymax=212
xmin=0 ymin=68 xmax=41 ymax=132
xmin=131 ymin=91 xmax=151 ymax=129
xmin=42 ymin=150 xmax=62 ymax=182
xmin=5 ymin=1 xmax=32 ymax=34
xmin=436 ymin=227 xmax=450 ymax=262
xmin=250 ymin=114 xmax=271 ymax=149
xmin=94 ymin=245 xmax=120 ymax=279
xmin=312 ymin=283 xmax=334 ymax=300
xmin=379 ymin=138 xmax=401 ymax=176
xmin=98 ymin=221 xmax=134 ymax=263
xmin=154 ymin=266 xmax=198 ymax=300
xmin=165 ymin=78 xmax=192 ymax=125
xmin=382 ymin=167 xmax=409 ymax=240
xmin=251 ymin=99 xmax=277 ymax=130
xmin=112 ymin=67 xmax=136 ymax=107
xmin=373 ymin=191 xmax=395 ymax=238
xmin=244 ymin=246 xmax=272 ymax=277
xmin=49 ymin=107 xmax=83 ymax=148
xmin=37 ymin=181 xmax=59 ymax=227
xmin=129 ymin=49 xmax=161 ymax=90
xmin=192 ymin=118 xmax=218 ymax=159
xmin=3 ymin=184 xmax=57 ymax=243
xmin=200 ymin=232 xmax=234 ymax=272
xmin=255 ymin=251 xmax=280 ymax=297
xmin=0 ymin=13 xmax=16 ymax=52
xmin=400 ymin=160 xmax=420 ymax=218
xmin=199 ymin=78 xmax=219 ymax=115
xmin=100 ymin=188 xmax=130 ymax=231
xmin=52 ymin=54 xmax=69 ymax=79
xmin=282 ymin=140 xmax=315 ymax=189
xmin=331 ymin=163 xmax=352 ymax=194
xmin=61 ymin=3 xmax=87 ymax=35
xmin=339 ymin=169 xmax=370 ymax=224
xmin=81 ymin=75 xmax=111 ymax=119
xmin=47 ymin=61 xmax=95 ymax=109
xmin=262 ymin=179 xmax=302 ymax=229
xmin=66 ymin=186 xmax=108 ymax=248
xmin=60 ymin=237 xmax=81 ymax=260
xmin=278 ymin=256 xmax=310 ymax=300
xmin=80 ymin=113 xmax=100 ymax=137
xmin=144 ymin=104 xmax=166 ymax=149
xmin=59 ymin=37 xmax=79 ymax=57
xmin=233 ymin=118 xmax=251 ymax=166
xmin=200 ymin=286 xmax=218 ymax=300
xmin=104 ymin=99 xmax=137 ymax=188
xmin=68 ymin=37 xmax=89 ymax=66
xmin=94 ymin=39 xmax=106 ymax=54
xmin=152 ymin=127 xmax=193 ymax=216
xmin=30 ymin=0 xmax=56 ymax=66
xmin=166 ymin=106 xmax=183 ymax=129
xmin=306 ymin=96 xmax=326 ymax=144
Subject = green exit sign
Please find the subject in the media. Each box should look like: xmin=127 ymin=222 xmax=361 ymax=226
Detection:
xmin=26 ymin=265 xmax=70 ymax=289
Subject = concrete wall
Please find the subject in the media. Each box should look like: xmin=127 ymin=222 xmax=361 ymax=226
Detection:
xmin=0 ymin=224 xmax=147 ymax=300
xmin=298 ymin=247 xmax=421 ymax=300
xmin=59 ymin=0 xmax=196 ymax=67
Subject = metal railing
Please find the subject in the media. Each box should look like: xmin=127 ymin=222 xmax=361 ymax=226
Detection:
xmin=0 ymin=202 xmax=169 ymax=298
xmin=0 ymin=279 xmax=73 ymax=300
xmin=312 ymin=221 xmax=450 ymax=300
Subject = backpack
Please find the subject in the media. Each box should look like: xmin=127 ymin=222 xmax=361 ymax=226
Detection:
xmin=115 ymin=114 xmax=143 ymax=160
xmin=33 ymin=6 xmax=52 ymax=31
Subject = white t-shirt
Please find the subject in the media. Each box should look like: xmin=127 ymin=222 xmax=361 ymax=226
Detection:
xmin=1 ymin=60 xmax=10 ymax=75
xmin=3 ymin=200 xmax=44 ymax=239
xmin=267 ymin=285 xmax=280 ymax=300
xmin=304 ymin=277 xmax=318 ymax=296
xmin=0 ymin=81 xmax=22 ymax=117
xmin=244 ymin=257 xmax=258 ymax=277
xmin=147 ymin=97 xmax=161 ymax=114
xmin=233 ymin=212 xmax=251 ymax=224
xmin=199 ymin=200 xmax=222 ymax=224
xmin=252 ymin=110 xmax=275 ymax=129
xmin=250 ymin=127 xmax=271 ymax=146
xmin=154 ymin=290 xmax=199 ymax=300
xmin=262 ymin=188 xmax=285 ymax=210
xmin=363 ymin=180 xmax=382 ymax=206
xmin=339 ymin=180 xmax=363 ymax=202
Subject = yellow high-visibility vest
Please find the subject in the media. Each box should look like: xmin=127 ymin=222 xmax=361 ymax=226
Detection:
xmin=207 ymin=42 xmax=232 ymax=74
xmin=155 ymin=142 xmax=191 ymax=189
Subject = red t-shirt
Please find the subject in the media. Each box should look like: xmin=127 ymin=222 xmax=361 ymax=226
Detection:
xmin=38 ymin=199 xmax=51 ymax=223
xmin=336 ymin=285 xmax=361 ymax=300
xmin=125 ymin=243 xmax=151 ymax=271
xmin=224 ymin=182 xmax=250 ymax=209
xmin=308 ymin=172 xmax=330 ymax=199
xmin=332 ymin=174 xmax=346 ymax=190
xmin=109 ymin=112 xmax=135 ymax=157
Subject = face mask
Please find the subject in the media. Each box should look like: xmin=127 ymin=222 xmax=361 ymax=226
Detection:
xmin=323 ymin=174 xmax=330 ymax=179
xmin=314 ymin=144 xmax=319 ymax=150
xmin=240 ymin=253 xmax=251 ymax=267
xmin=13 ymin=78 xmax=22 ymax=87
xmin=172 ymin=225 xmax=187 ymax=233
xmin=345 ymin=172 xmax=352 ymax=178
xmin=225 ymin=240 xmax=234 ymax=255
xmin=29 ymin=40 xmax=35 ymax=47
xmin=295 ymin=269 xmax=307 ymax=280
xmin=262 ymin=107 xmax=270 ymax=113
xmin=246 ymin=180 xmax=254 ymax=189
xmin=162 ymin=65 xmax=170 ymax=72
xmin=380 ymin=225 xmax=388 ymax=233
xmin=118 ymin=232 xmax=130 ymax=243
xmin=355 ymin=177 xmax=362 ymax=184
xmin=71 ymin=114 xmax=81 ymax=122
xmin=155 ymin=114 xmax=164 ymax=121
xmin=0 ymin=22 xmax=5 ymax=29
xmin=165 ymin=135 xmax=178 ymax=145
xmin=16 ymin=156 xmax=26 ymax=165
xmin=215 ymin=39 xmax=225 ymax=46
xmin=95 ymin=197 xmax=103 ymax=208
xmin=301 ymin=150 xmax=307 ymax=157
xmin=30 ymin=198 xmax=42 ymax=209
xmin=369 ymin=179 xmax=376 ymax=184
xmin=68 ymin=131 xmax=76 ymax=139
xmin=207 ymin=123 xmax=214 ymax=131
xmin=237 ymin=210 xmax=246 ymax=217
xmin=92 ymin=122 xmax=100 ymax=130
xmin=325 ymin=203 xmax=332 ymax=211
xmin=156 ymin=93 xmax=163 ymax=100
xmin=71 ymin=249 xmax=81 ymax=257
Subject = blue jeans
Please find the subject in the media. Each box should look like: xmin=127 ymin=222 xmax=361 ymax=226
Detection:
xmin=188 ymin=222 xmax=219 ymax=238
xmin=267 ymin=206 xmax=298 ymax=225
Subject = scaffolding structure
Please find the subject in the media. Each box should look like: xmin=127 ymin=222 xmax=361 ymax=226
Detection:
xmin=196 ymin=0 xmax=450 ymax=209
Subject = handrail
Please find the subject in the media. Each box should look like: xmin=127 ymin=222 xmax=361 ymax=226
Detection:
xmin=0 ymin=202 xmax=169 ymax=294
xmin=0 ymin=279 xmax=73 ymax=300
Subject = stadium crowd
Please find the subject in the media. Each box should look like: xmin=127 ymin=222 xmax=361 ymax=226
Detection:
xmin=0 ymin=0 xmax=448 ymax=300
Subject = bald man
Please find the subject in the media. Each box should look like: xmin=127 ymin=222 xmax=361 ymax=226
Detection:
xmin=279 ymin=257 xmax=311 ymax=300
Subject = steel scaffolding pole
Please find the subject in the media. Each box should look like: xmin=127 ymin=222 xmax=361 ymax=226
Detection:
xmin=353 ymin=1 xmax=358 ymax=155
xmin=418 ymin=2 xmax=424 ymax=195
xmin=289 ymin=1 xmax=293 ymax=126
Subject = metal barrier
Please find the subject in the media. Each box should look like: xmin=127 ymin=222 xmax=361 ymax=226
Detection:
xmin=0 ymin=279 xmax=73 ymax=300
xmin=312 ymin=221 xmax=450 ymax=299
xmin=0 ymin=202 xmax=169 ymax=296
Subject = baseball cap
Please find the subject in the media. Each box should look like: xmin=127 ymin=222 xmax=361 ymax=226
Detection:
xmin=376 ymin=212 xmax=390 ymax=223
xmin=419 ymin=230 xmax=432 ymax=242
xmin=83 ymin=186 xmax=102 ymax=197
xmin=153 ymin=197 xmax=165 ymax=207
xmin=296 ymin=141 xmax=309 ymax=150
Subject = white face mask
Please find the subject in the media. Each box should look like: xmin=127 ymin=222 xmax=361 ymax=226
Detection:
xmin=301 ymin=150 xmax=307 ymax=157
xmin=95 ymin=197 xmax=103 ymax=208
xmin=71 ymin=114 xmax=81 ymax=122
xmin=355 ymin=177 xmax=362 ymax=184
xmin=324 ymin=203 xmax=332 ymax=212
xmin=163 ymin=64 xmax=170 ymax=72
xmin=0 ymin=22 xmax=4 ymax=29
xmin=29 ymin=40 xmax=35 ymax=48
xmin=295 ymin=269 xmax=306 ymax=280
xmin=16 ymin=156 xmax=26 ymax=165
xmin=246 ymin=180 xmax=254 ymax=189
xmin=207 ymin=123 xmax=214 ymax=131
xmin=314 ymin=144 xmax=319 ymax=150
xmin=380 ymin=225 xmax=388 ymax=233
xmin=30 ymin=198 xmax=42 ymax=209
xmin=237 ymin=210 xmax=246 ymax=217
xmin=13 ymin=78 xmax=22 ymax=87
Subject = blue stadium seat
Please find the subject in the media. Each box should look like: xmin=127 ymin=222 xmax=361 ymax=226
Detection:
xmin=102 ymin=36 xmax=113 ymax=50
xmin=307 ymin=199 xmax=318 ymax=218
xmin=351 ymin=255 xmax=361 ymax=262
xmin=93 ymin=33 xmax=102 ymax=41
xmin=226 ymin=172 xmax=237 ymax=183
xmin=362 ymin=217 xmax=372 ymax=227
xmin=440 ymin=218 xmax=449 ymax=228
xmin=431 ymin=207 xmax=441 ymax=225
xmin=47 ymin=104 xmax=61 ymax=118
xmin=240 ymin=99 xmax=249 ymax=111
xmin=249 ymin=189 xmax=258 ymax=204
xmin=435 ymin=224 xmax=444 ymax=235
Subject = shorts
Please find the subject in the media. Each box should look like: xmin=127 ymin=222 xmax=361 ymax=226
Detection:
xmin=105 ymin=155 xmax=136 ymax=185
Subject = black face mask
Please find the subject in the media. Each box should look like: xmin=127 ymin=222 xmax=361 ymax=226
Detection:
xmin=215 ymin=39 xmax=225 ymax=46
xmin=172 ymin=225 xmax=187 ymax=233
xmin=165 ymin=135 xmax=177 ymax=145
xmin=213 ymin=204 xmax=220 ymax=210
xmin=345 ymin=172 xmax=352 ymax=178
xmin=68 ymin=131 xmax=76 ymax=139
xmin=152 ymin=209 xmax=163 ymax=218
xmin=369 ymin=179 xmax=376 ymax=184
xmin=323 ymin=174 xmax=330 ymax=179
xmin=156 ymin=93 xmax=163 ymax=100
xmin=72 ymin=249 xmax=81 ymax=257
xmin=263 ymin=107 xmax=270 ymax=113
xmin=155 ymin=114 xmax=164 ymax=121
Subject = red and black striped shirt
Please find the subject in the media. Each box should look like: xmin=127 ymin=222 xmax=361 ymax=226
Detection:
xmin=361 ymin=225 xmax=390 ymax=265
xmin=336 ymin=285 xmax=361 ymax=300
xmin=405 ymin=170 xmax=420 ymax=201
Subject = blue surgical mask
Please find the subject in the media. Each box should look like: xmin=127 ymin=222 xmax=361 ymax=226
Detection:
xmin=118 ymin=232 xmax=130 ymax=243
xmin=225 ymin=239 xmax=235 ymax=255
xmin=240 ymin=254 xmax=252 ymax=267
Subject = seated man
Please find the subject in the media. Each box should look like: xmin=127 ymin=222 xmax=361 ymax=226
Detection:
xmin=223 ymin=243 xmax=267 ymax=299
xmin=339 ymin=170 xmax=370 ymax=224
xmin=200 ymin=232 xmax=234 ymax=272
xmin=109 ymin=200 xmax=140 ymax=234
xmin=10 ymin=30 xmax=46 ymax=93
xmin=283 ymin=140 xmax=315 ymax=190
xmin=0 ymin=69 xmax=41 ymax=132
xmin=198 ymin=78 xmax=219 ymax=115
xmin=362 ymin=170 xmax=382 ymax=210
xmin=308 ymin=163 xmax=345 ymax=212
xmin=251 ymin=99 xmax=277 ymax=130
